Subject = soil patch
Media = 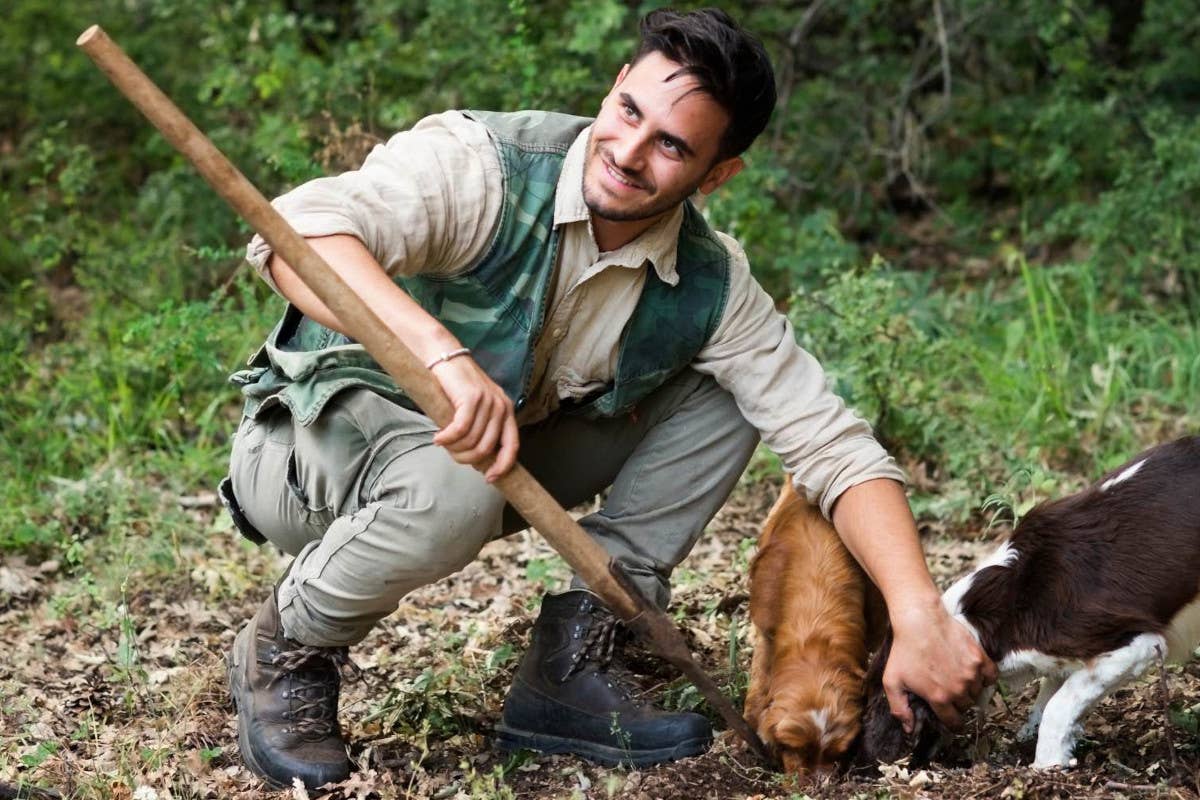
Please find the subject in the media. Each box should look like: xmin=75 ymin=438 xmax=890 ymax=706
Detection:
xmin=2 ymin=483 xmax=1197 ymax=798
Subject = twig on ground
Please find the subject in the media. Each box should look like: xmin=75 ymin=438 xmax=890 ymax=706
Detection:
xmin=1157 ymin=649 xmax=1179 ymax=771
xmin=177 ymin=492 xmax=219 ymax=509
xmin=964 ymin=780 xmax=1006 ymax=799
xmin=0 ymin=782 xmax=63 ymax=800
xmin=1103 ymin=781 xmax=1160 ymax=792
xmin=714 ymin=739 xmax=774 ymax=786
xmin=1111 ymin=758 xmax=1141 ymax=776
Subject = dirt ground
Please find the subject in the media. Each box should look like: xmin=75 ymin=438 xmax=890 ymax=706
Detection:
xmin=2 ymin=480 xmax=1198 ymax=799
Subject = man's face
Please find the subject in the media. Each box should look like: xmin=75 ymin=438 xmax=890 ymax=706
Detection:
xmin=583 ymin=51 xmax=743 ymax=239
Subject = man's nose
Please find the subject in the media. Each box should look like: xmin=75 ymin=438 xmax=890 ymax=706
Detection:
xmin=610 ymin=131 xmax=649 ymax=173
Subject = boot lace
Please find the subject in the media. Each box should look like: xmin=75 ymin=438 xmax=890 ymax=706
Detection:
xmin=563 ymin=607 xmax=643 ymax=704
xmin=269 ymin=644 xmax=361 ymax=740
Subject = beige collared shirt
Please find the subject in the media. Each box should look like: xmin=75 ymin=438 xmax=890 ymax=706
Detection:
xmin=246 ymin=111 xmax=904 ymax=516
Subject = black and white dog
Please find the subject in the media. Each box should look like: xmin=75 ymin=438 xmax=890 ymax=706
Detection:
xmin=860 ymin=435 xmax=1200 ymax=769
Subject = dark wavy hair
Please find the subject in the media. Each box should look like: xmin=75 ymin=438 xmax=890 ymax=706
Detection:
xmin=631 ymin=8 xmax=777 ymax=162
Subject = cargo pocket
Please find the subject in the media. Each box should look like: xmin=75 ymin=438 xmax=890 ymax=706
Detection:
xmin=286 ymin=446 xmax=337 ymax=541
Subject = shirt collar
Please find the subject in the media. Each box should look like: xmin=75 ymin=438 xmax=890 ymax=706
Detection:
xmin=554 ymin=125 xmax=683 ymax=286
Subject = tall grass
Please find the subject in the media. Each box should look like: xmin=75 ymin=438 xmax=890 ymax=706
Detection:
xmin=794 ymin=254 xmax=1200 ymax=523
xmin=0 ymin=270 xmax=277 ymax=554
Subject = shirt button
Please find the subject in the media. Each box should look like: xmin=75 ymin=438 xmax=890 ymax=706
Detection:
xmin=553 ymin=327 xmax=564 ymax=338
xmin=515 ymin=395 xmax=527 ymax=411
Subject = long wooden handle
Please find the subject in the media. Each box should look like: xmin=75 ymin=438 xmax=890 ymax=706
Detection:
xmin=76 ymin=24 xmax=772 ymax=763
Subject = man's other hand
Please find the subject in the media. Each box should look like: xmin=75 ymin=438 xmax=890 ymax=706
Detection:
xmin=429 ymin=355 xmax=520 ymax=482
xmin=882 ymin=602 xmax=997 ymax=732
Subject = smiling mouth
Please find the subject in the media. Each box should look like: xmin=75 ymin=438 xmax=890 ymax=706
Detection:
xmin=601 ymin=157 xmax=648 ymax=192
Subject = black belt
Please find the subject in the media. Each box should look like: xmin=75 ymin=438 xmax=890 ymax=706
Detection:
xmin=217 ymin=476 xmax=267 ymax=546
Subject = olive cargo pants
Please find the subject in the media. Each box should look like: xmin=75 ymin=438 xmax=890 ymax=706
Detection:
xmin=228 ymin=369 xmax=759 ymax=647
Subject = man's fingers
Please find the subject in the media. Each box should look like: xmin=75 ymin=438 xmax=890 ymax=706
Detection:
xmin=433 ymin=392 xmax=480 ymax=446
xmin=961 ymin=634 xmax=997 ymax=685
xmin=425 ymin=358 xmax=518 ymax=474
xmin=965 ymin=650 xmax=997 ymax=698
xmin=931 ymin=700 xmax=963 ymax=730
xmin=884 ymin=682 xmax=914 ymax=734
xmin=485 ymin=415 xmax=520 ymax=482
xmin=443 ymin=407 xmax=504 ymax=465
xmin=457 ymin=394 xmax=495 ymax=452
xmin=470 ymin=410 xmax=504 ymax=463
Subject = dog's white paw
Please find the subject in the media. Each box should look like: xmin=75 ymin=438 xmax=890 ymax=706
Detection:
xmin=1033 ymin=738 xmax=1078 ymax=769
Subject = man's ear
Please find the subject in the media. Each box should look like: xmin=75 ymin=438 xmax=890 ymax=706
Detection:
xmin=698 ymin=156 xmax=745 ymax=195
xmin=612 ymin=63 xmax=631 ymax=89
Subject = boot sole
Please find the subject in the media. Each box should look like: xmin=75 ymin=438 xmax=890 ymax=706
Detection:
xmin=494 ymin=722 xmax=711 ymax=767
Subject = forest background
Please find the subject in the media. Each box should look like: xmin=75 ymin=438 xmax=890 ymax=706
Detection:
xmin=1 ymin=0 xmax=1199 ymax=798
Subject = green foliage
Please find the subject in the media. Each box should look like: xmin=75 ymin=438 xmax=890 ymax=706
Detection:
xmin=2 ymin=0 xmax=1199 ymax=566
xmin=523 ymin=554 xmax=569 ymax=593
xmin=463 ymin=763 xmax=519 ymax=800
xmin=798 ymin=249 xmax=1199 ymax=519
xmin=364 ymin=624 xmax=517 ymax=741
xmin=373 ymin=665 xmax=479 ymax=738
xmin=19 ymin=741 xmax=58 ymax=769
xmin=0 ymin=272 xmax=274 ymax=555
xmin=1048 ymin=111 xmax=1200 ymax=309
xmin=1169 ymin=698 xmax=1200 ymax=738
xmin=709 ymin=0 xmax=1200 ymax=285
xmin=794 ymin=255 xmax=947 ymax=452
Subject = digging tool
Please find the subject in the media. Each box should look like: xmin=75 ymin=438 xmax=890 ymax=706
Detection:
xmin=76 ymin=24 xmax=772 ymax=764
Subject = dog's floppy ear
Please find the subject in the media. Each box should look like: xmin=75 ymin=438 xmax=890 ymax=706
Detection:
xmin=852 ymin=632 xmax=949 ymax=769
xmin=854 ymin=633 xmax=907 ymax=766
xmin=748 ymin=540 xmax=787 ymax=633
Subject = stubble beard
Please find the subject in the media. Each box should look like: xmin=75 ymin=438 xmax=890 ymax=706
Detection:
xmin=582 ymin=139 xmax=697 ymax=224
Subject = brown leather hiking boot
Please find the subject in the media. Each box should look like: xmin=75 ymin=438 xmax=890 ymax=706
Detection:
xmin=227 ymin=592 xmax=353 ymax=789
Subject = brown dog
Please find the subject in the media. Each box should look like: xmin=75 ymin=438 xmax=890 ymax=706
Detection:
xmin=745 ymin=482 xmax=883 ymax=775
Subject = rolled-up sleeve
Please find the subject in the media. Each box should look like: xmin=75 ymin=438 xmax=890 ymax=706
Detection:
xmin=692 ymin=233 xmax=906 ymax=518
xmin=245 ymin=110 xmax=503 ymax=293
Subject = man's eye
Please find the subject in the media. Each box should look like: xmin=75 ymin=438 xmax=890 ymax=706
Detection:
xmin=621 ymin=103 xmax=637 ymax=119
xmin=661 ymin=137 xmax=680 ymax=154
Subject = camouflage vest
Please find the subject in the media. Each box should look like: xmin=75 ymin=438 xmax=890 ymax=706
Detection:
xmin=232 ymin=110 xmax=731 ymax=425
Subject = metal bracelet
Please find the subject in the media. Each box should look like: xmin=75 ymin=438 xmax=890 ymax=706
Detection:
xmin=424 ymin=347 xmax=472 ymax=370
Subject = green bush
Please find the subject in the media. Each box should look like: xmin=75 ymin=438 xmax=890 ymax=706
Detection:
xmin=3 ymin=0 xmax=1199 ymax=559
xmin=796 ymin=249 xmax=1200 ymax=521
